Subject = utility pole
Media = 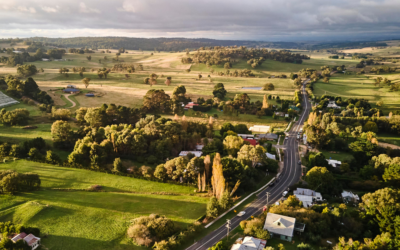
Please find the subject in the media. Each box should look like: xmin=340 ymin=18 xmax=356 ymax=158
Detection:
xmin=226 ymin=219 xmax=231 ymax=238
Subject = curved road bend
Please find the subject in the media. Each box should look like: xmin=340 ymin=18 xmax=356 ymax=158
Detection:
xmin=186 ymin=79 xmax=312 ymax=250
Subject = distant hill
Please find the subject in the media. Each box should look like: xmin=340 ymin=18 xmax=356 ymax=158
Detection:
xmin=18 ymin=37 xmax=388 ymax=52
xmin=26 ymin=37 xmax=303 ymax=51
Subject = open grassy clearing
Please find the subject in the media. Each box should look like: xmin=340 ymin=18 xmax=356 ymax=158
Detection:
xmin=0 ymin=160 xmax=200 ymax=194
xmin=0 ymin=191 xmax=206 ymax=250
xmin=378 ymin=133 xmax=400 ymax=146
xmin=319 ymin=149 xmax=354 ymax=162
xmin=313 ymin=74 xmax=400 ymax=113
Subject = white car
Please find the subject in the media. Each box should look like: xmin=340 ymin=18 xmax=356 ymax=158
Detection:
xmin=285 ymin=137 xmax=288 ymax=140
xmin=237 ymin=211 xmax=246 ymax=217
xmin=282 ymin=191 xmax=288 ymax=197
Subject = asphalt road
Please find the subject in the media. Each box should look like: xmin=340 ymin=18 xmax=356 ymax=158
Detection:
xmin=186 ymin=79 xmax=312 ymax=250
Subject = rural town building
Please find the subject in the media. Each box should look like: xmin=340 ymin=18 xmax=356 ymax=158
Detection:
xmin=63 ymin=88 xmax=80 ymax=94
xmin=256 ymin=133 xmax=278 ymax=141
xmin=243 ymin=138 xmax=258 ymax=146
xmin=249 ymin=125 xmax=270 ymax=133
xmin=12 ymin=233 xmax=41 ymax=250
xmin=184 ymin=102 xmax=198 ymax=110
xmin=341 ymin=191 xmax=360 ymax=203
xmin=179 ymin=151 xmax=203 ymax=157
xmin=237 ymin=134 xmax=255 ymax=139
xmin=230 ymin=236 xmax=266 ymax=250
xmin=327 ymin=101 xmax=341 ymax=109
xmin=266 ymin=153 xmax=276 ymax=160
xmin=264 ymin=213 xmax=296 ymax=242
xmin=293 ymin=188 xmax=323 ymax=207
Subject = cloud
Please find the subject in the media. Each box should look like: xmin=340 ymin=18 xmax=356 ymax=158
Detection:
xmin=79 ymin=2 xmax=100 ymax=14
xmin=0 ymin=0 xmax=399 ymax=40
xmin=41 ymin=6 xmax=59 ymax=13
xmin=17 ymin=6 xmax=36 ymax=13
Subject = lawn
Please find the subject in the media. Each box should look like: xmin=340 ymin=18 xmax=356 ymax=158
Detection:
xmin=313 ymin=74 xmax=400 ymax=113
xmin=0 ymin=191 xmax=207 ymax=250
xmin=0 ymin=160 xmax=199 ymax=194
xmin=319 ymin=150 xmax=354 ymax=162
xmin=378 ymin=133 xmax=400 ymax=146
xmin=0 ymin=160 xmax=208 ymax=250
xmin=0 ymin=123 xmax=53 ymax=145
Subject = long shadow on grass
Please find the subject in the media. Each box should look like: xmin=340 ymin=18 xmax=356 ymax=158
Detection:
xmin=20 ymin=191 xmax=206 ymax=220
xmin=40 ymin=235 xmax=144 ymax=250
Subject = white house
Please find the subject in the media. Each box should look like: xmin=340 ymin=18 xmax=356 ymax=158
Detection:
xmin=266 ymin=153 xmax=276 ymax=160
xmin=12 ymin=233 xmax=41 ymax=250
xmin=179 ymin=151 xmax=203 ymax=157
xmin=293 ymin=188 xmax=323 ymax=207
xmin=41 ymin=58 xmax=50 ymax=61
xmin=342 ymin=191 xmax=360 ymax=203
xmin=231 ymin=236 xmax=266 ymax=250
xmin=264 ymin=213 xmax=296 ymax=242
xmin=327 ymin=101 xmax=340 ymax=109
xmin=303 ymin=134 xmax=307 ymax=145
xmin=327 ymin=159 xmax=341 ymax=168
xmin=249 ymin=125 xmax=270 ymax=133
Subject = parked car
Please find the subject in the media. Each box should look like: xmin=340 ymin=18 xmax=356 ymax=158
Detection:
xmin=282 ymin=191 xmax=288 ymax=197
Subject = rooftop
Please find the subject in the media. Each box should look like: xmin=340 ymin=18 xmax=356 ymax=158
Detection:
xmin=179 ymin=151 xmax=203 ymax=157
xmin=231 ymin=236 xmax=266 ymax=250
xmin=243 ymin=138 xmax=258 ymax=146
xmin=264 ymin=213 xmax=296 ymax=237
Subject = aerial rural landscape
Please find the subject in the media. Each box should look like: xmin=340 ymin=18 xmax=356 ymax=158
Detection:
xmin=1 ymin=1 xmax=400 ymax=250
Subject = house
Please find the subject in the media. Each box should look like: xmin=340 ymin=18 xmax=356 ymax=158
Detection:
xmin=293 ymin=188 xmax=323 ymax=207
xmin=303 ymin=134 xmax=307 ymax=145
xmin=179 ymin=151 xmax=203 ymax=157
xmin=342 ymin=191 xmax=360 ymax=203
xmin=243 ymin=138 xmax=258 ymax=146
xmin=231 ymin=236 xmax=266 ymax=250
xmin=249 ymin=125 xmax=270 ymax=133
xmin=67 ymin=85 xmax=76 ymax=88
xmin=266 ymin=153 xmax=276 ymax=160
xmin=327 ymin=101 xmax=340 ymax=109
xmin=12 ymin=233 xmax=41 ymax=250
xmin=327 ymin=159 xmax=341 ymax=168
xmin=195 ymin=144 xmax=204 ymax=151
xmin=184 ymin=102 xmax=199 ymax=110
xmin=256 ymin=133 xmax=278 ymax=141
xmin=42 ymin=58 xmax=50 ymax=61
xmin=62 ymin=88 xmax=80 ymax=94
xmin=237 ymin=134 xmax=255 ymax=139
xmin=263 ymin=213 xmax=296 ymax=242
xmin=86 ymin=93 xmax=95 ymax=97
xmin=274 ymin=112 xmax=285 ymax=117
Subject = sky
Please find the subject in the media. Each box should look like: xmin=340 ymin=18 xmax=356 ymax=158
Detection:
xmin=1 ymin=0 xmax=400 ymax=41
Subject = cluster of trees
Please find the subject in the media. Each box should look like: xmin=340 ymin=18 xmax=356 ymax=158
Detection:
xmin=0 ymin=108 xmax=29 ymax=125
xmin=1 ymin=76 xmax=53 ymax=105
xmin=16 ymin=64 xmax=37 ymax=77
xmin=127 ymin=214 xmax=175 ymax=247
xmin=0 ymin=170 xmax=41 ymax=194
xmin=111 ymin=63 xmax=136 ymax=72
xmin=142 ymin=85 xmax=191 ymax=114
xmin=183 ymin=48 xmax=309 ymax=67
xmin=0 ymin=138 xmax=62 ymax=165
xmin=64 ymin=115 xmax=209 ymax=169
xmin=67 ymin=48 xmax=94 ymax=54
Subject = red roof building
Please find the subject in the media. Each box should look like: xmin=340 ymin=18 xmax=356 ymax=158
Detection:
xmin=243 ymin=138 xmax=258 ymax=146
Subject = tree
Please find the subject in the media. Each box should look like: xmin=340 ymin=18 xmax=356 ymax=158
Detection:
xmin=224 ymin=62 xmax=232 ymax=69
xmin=86 ymin=55 xmax=91 ymax=61
xmin=262 ymin=95 xmax=270 ymax=109
xmin=323 ymin=77 xmax=330 ymax=83
xmin=45 ymin=150 xmax=61 ymax=165
xmin=360 ymin=188 xmax=400 ymax=233
xmin=209 ymin=241 xmax=228 ymax=250
xmin=305 ymin=167 xmax=336 ymax=194
xmin=154 ymin=164 xmax=167 ymax=181
xmin=143 ymin=89 xmax=171 ymax=113
xmin=82 ymin=77 xmax=91 ymax=88
xmin=363 ymin=121 xmax=379 ymax=133
xmin=51 ymin=120 xmax=74 ymax=149
xmin=206 ymin=197 xmax=220 ymax=218
xmin=211 ymin=153 xmax=225 ymax=199
xmin=17 ymin=64 xmax=37 ymax=77
xmin=113 ymin=158 xmax=123 ymax=172
xmin=263 ymin=83 xmax=275 ymax=91
xmin=237 ymin=144 xmax=267 ymax=168
xmin=223 ymin=136 xmax=244 ymax=157
xmin=213 ymin=83 xmax=227 ymax=99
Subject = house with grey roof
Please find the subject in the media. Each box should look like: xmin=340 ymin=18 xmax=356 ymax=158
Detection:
xmin=263 ymin=213 xmax=296 ymax=242
xmin=256 ymin=133 xmax=278 ymax=141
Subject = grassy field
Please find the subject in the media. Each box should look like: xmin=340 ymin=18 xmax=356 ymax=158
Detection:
xmin=0 ymin=160 xmax=208 ymax=250
xmin=378 ymin=133 xmax=400 ymax=146
xmin=1 ymin=160 xmax=199 ymax=194
xmin=313 ymin=74 xmax=400 ymax=113
xmin=319 ymin=150 xmax=354 ymax=162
